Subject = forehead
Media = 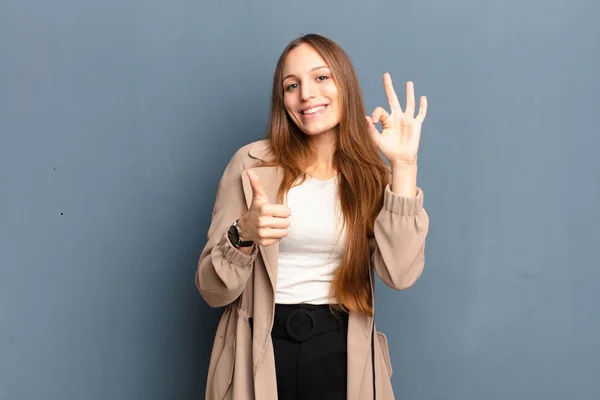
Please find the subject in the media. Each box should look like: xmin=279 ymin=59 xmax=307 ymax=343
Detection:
xmin=282 ymin=43 xmax=329 ymax=76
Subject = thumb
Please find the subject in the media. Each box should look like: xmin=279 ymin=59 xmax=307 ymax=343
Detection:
xmin=366 ymin=116 xmax=382 ymax=149
xmin=247 ymin=169 xmax=269 ymax=204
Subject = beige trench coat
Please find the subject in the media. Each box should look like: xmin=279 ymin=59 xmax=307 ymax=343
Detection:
xmin=196 ymin=139 xmax=429 ymax=400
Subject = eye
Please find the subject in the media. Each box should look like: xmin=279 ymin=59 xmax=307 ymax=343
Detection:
xmin=316 ymin=75 xmax=329 ymax=82
xmin=285 ymin=83 xmax=298 ymax=91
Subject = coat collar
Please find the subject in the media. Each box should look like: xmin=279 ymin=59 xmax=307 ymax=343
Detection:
xmin=248 ymin=139 xmax=275 ymax=162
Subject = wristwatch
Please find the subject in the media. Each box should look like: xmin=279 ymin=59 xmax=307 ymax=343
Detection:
xmin=227 ymin=219 xmax=254 ymax=248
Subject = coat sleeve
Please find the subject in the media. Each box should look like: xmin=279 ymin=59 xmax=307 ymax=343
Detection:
xmin=369 ymin=184 xmax=429 ymax=290
xmin=195 ymin=146 xmax=258 ymax=308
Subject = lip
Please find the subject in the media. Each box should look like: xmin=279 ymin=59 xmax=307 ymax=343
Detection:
xmin=299 ymin=104 xmax=329 ymax=118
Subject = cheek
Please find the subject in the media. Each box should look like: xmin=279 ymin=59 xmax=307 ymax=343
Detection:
xmin=331 ymin=96 xmax=343 ymax=121
xmin=325 ymin=84 xmax=340 ymax=106
xmin=283 ymin=94 xmax=296 ymax=115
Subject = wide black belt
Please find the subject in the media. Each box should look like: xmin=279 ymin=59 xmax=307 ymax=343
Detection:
xmin=249 ymin=304 xmax=348 ymax=342
xmin=272 ymin=304 xmax=348 ymax=342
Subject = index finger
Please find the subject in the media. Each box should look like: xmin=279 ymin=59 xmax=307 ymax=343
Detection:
xmin=260 ymin=203 xmax=291 ymax=218
xmin=383 ymin=72 xmax=402 ymax=114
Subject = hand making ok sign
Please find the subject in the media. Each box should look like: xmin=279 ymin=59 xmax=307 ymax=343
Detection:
xmin=366 ymin=73 xmax=427 ymax=165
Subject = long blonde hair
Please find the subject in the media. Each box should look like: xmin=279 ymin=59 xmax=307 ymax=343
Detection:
xmin=262 ymin=34 xmax=388 ymax=316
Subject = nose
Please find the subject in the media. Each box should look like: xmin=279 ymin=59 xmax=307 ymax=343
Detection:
xmin=300 ymin=80 xmax=317 ymax=102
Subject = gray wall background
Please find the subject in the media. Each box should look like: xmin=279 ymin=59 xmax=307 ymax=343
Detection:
xmin=1 ymin=0 xmax=599 ymax=399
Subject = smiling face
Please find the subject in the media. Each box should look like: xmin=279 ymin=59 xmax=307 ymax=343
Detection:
xmin=281 ymin=43 xmax=342 ymax=138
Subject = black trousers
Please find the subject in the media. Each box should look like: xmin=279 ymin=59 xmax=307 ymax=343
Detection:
xmin=270 ymin=303 xmax=349 ymax=400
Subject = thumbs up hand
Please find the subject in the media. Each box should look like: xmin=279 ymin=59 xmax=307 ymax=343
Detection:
xmin=237 ymin=169 xmax=291 ymax=247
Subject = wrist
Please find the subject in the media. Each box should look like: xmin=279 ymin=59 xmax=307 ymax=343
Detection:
xmin=390 ymin=159 xmax=417 ymax=170
xmin=236 ymin=215 xmax=251 ymax=242
xmin=390 ymin=162 xmax=418 ymax=197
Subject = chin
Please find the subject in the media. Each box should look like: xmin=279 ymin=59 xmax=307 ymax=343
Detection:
xmin=298 ymin=122 xmax=339 ymax=137
xmin=300 ymin=129 xmax=335 ymax=137
xmin=301 ymin=129 xmax=328 ymax=136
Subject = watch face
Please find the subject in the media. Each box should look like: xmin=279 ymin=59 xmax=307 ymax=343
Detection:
xmin=228 ymin=224 xmax=240 ymax=245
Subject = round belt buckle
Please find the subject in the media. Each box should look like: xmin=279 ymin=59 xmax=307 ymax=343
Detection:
xmin=285 ymin=309 xmax=317 ymax=342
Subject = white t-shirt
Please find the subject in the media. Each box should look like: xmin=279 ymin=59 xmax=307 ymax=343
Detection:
xmin=275 ymin=174 xmax=346 ymax=305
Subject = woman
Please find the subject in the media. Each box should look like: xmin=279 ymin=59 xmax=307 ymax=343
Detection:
xmin=196 ymin=33 xmax=429 ymax=400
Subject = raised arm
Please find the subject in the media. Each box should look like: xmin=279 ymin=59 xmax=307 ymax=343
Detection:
xmin=195 ymin=147 xmax=258 ymax=308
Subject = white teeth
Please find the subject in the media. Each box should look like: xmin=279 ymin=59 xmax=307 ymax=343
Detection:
xmin=302 ymin=105 xmax=326 ymax=115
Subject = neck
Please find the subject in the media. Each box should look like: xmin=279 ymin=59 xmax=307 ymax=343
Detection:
xmin=306 ymin=129 xmax=337 ymax=176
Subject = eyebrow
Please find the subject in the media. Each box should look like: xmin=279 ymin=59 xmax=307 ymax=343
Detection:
xmin=282 ymin=66 xmax=330 ymax=82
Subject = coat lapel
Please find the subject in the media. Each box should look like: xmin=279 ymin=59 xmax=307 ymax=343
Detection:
xmin=347 ymin=312 xmax=374 ymax=399
xmin=346 ymin=253 xmax=377 ymax=400
xmin=241 ymin=164 xmax=283 ymax=295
